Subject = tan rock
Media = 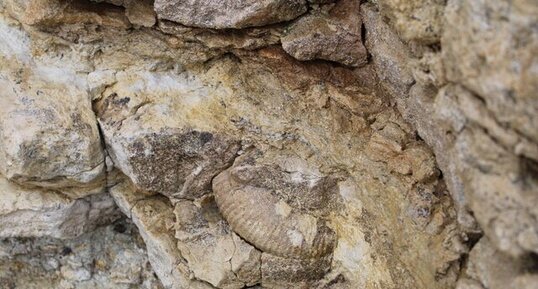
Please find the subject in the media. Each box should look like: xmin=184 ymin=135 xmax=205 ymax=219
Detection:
xmin=94 ymin=70 xmax=240 ymax=199
xmin=0 ymin=176 xmax=118 ymax=239
xmin=281 ymin=0 xmax=367 ymax=67
xmin=0 ymin=66 xmax=105 ymax=191
xmin=110 ymin=179 xmax=213 ymax=289
xmin=377 ymin=0 xmax=445 ymax=44
xmin=174 ymin=198 xmax=261 ymax=288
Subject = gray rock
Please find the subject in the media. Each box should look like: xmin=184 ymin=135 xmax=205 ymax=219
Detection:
xmin=154 ymin=0 xmax=308 ymax=29
xmin=281 ymin=0 xmax=367 ymax=67
xmin=0 ymin=176 xmax=119 ymax=239
xmin=0 ymin=219 xmax=164 ymax=289
xmin=0 ymin=68 xmax=105 ymax=191
xmin=361 ymin=3 xmax=415 ymax=97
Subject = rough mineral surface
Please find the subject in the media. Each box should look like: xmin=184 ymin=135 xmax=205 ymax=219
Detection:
xmin=154 ymin=0 xmax=308 ymax=29
xmin=0 ymin=0 xmax=536 ymax=288
xmin=281 ymin=0 xmax=368 ymax=67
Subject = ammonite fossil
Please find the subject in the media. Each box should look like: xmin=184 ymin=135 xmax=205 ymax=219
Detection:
xmin=212 ymin=168 xmax=336 ymax=259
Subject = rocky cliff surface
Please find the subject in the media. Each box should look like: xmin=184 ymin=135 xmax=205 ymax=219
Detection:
xmin=0 ymin=0 xmax=536 ymax=288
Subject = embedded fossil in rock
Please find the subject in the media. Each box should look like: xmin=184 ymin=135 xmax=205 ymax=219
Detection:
xmin=212 ymin=167 xmax=337 ymax=259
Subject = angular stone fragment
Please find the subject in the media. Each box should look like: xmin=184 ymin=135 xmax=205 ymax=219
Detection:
xmin=0 ymin=219 xmax=164 ymax=289
xmin=361 ymin=3 xmax=414 ymax=96
xmin=174 ymin=198 xmax=261 ymax=288
xmin=442 ymin=0 xmax=538 ymax=145
xmin=0 ymin=70 xmax=105 ymax=191
xmin=110 ymin=179 xmax=214 ymax=289
xmin=281 ymin=0 xmax=367 ymax=67
xmin=4 ymin=0 xmax=69 ymax=25
xmin=92 ymin=0 xmax=156 ymax=27
xmin=94 ymin=71 xmax=241 ymax=199
xmin=154 ymin=0 xmax=307 ymax=29
xmin=461 ymin=237 xmax=538 ymax=289
xmin=5 ymin=0 xmax=131 ymax=27
xmin=0 ymin=176 xmax=119 ymax=239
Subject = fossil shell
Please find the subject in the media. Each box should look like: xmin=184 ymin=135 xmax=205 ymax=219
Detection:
xmin=213 ymin=169 xmax=336 ymax=259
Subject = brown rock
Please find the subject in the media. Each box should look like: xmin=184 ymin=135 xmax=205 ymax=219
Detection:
xmin=282 ymin=0 xmax=367 ymax=67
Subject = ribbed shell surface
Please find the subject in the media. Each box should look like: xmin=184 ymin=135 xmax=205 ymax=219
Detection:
xmin=213 ymin=170 xmax=335 ymax=259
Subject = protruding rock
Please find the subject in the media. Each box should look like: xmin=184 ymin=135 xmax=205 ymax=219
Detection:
xmin=212 ymin=151 xmax=339 ymax=259
xmin=94 ymin=71 xmax=241 ymax=199
xmin=442 ymin=0 xmax=538 ymax=145
xmin=282 ymin=0 xmax=367 ymax=67
xmin=110 ymin=179 xmax=214 ymax=289
xmin=461 ymin=237 xmax=538 ymax=289
xmin=361 ymin=3 xmax=414 ymax=96
xmin=0 ymin=69 xmax=105 ymax=192
xmin=154 ymin=0 xmax=308 ymax=29
xmin=0 ymin=176 xmax=119 ymax=239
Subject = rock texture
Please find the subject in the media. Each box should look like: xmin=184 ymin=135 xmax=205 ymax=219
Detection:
xmin=0 ymin=0 xmax=536 ymax=288
xmin=281 ymin=0 xmax=368 ymax=67
xmin=0 ymin=218 xmax=163 ymax=289
xmin=0 ymin=176 xmax=118 ymax=239
xmin=154 ymin=0 xmax=308 ymax=29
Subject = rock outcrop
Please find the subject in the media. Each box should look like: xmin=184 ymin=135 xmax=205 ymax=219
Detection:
xmin=0 ymin=0 xmax=536 ymax=288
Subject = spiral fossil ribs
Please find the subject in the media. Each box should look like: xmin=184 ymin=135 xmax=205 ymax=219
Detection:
xmin=212 ymin=169 xmax=336 ymax=259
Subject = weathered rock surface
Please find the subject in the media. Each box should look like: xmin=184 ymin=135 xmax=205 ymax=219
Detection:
xmin=456 ymin=237 xmax=538 ymax=289
xmin=154 ymin=0 xmax=308 ymax=29
xmin=377 ymin=0 xmax=445 ymax=44
xmin=0 ymin=0 xmax=536 ymax=288
xmin=443 ymin=0 xmax=538 ymax=146
xmin=0 ymin=176 xmax=119 ymax=239
xmin=110 ymin=178 xmax=214 ymax=289
xmin=0 ymin=61 xmax=105 ymax=191
xmin=174 ymin=198 xmax=261 ymax=288
xmin=281 ymin=0 xmax=368 ymax=67
xmin=364 ymin=0 xmax=538 ymax=261
xmin=93 ymin=70 xmax=241 ymax=199
xmin=361 ymin=4 xmax=415 ymax=97
xmin=0 ymin=218 xmax=164 ymax=289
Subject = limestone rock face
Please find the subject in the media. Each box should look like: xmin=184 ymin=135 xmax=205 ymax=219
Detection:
xmin=0 ymin=65 xmax=105 ymax=191
xmin=0 ymin=0 xmax=536 ymax=289
xmin=443 ymin=0 xmax=538 ymax=145
xmin=174 ymin=198 xmax=261 ymax=288
xmin=0 ymin=219 xmax=164 ymax=289
xmin=364 ymin=0 xmax=538 ymax=260
xmin=456 ymin=237 xmax=538 ymax=289
xmin=0 ymin=176 xmax=119 ymax=239
xmin=154 ymin=0 xmax=308 ymax=29
xmin=361 ymin=4 xmax=415 ymax=97
xmin=110 ymin=178 xmax=214 ymax=289
xmin=93 ymin=70 xmax=241 ymax=199
xmin=281 ymin=0 xmax=368 ymax=67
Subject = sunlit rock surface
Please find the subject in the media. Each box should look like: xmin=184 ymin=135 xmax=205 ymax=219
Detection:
xmin=0 ymin=0 xmax=536 ymax=288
